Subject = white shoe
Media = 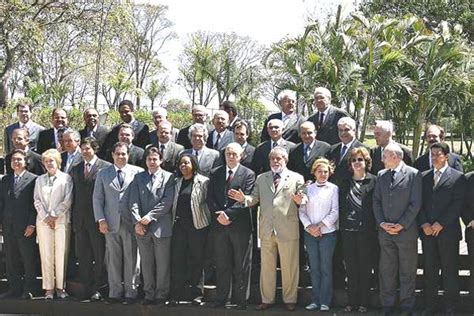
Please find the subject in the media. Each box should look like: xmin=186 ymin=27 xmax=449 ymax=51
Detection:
xmin=320 ymin=304 xmax=330 ymax=311
xmin=305 ymin=303 xmax=319 ymax=310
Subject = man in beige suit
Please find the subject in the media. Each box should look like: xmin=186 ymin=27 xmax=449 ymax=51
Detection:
xmin=229 ymin=146 xmax=304 ymax=311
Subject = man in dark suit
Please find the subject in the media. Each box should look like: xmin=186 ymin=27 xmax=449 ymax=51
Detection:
xmin=206 ymin=110 xmax=234 ymax=151
xmin=149 ymin=120 xmax=184 ymax=173
xmin=105 ymin=124 xmax=144 ymax=167
xmin=373 ymin=143 xmax=422 ymax=315
xmin=307 ymin=87 xmax=349 ymax=145
xmin=79 ymin=108 xmax=110 ymax=152
xmin=220 ymin=100 xmax=246 ymax=132
xmin=253 ymin=119 xmax=295 ymax=175
xmin=207 ymin=143 xmax=255 ymax=309
xmin=260 ymin=90 xmax=305 ymax=144
xmin=327 ymin=117 xmax=367 ymax=187
xmin=233 ymin=121 xmax=254 ymax=169
xmin=101 ymin=100 xmax=149 ymax=155
xmin=0 ymin=149 xmax=38 ymax=299
xmin=36 ymin=108 xmax=68 ymax=154
xmin=418 ymin=142 xmax=465 ymax=315
xmin=70 ymin=137 xmax=111 ymax=301
xmin=4 ymin=128 xmax=44 ymax=175
xmin=4 ymin=101 xmax=44 ymax=153
xmin=176 ymin=105 xmax=209 ymax=149
xmin=414 ymin=124 xmax=463 ymax=172
xmin=61 ymin=129 xmax=83 ymax=173
xmin=370 ymin=120 xmax=413 ymax=174
xmin=150 ymin=107 xmax=179 ymax=143
xmin=463 ymin=171 xmax=474 ymax=300
xmin=288 ymin=121 xmax=331 ymax=182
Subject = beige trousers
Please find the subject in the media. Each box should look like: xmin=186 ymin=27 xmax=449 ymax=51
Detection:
xmin=260 ymin=234 xmax=299 ymax=304
xmin=37 ymin=221 xmax=71 ymax=290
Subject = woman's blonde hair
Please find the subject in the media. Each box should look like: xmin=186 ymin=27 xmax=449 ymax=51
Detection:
xmin=42 ymin=148 xmax=62 ymax=166
xmin=311 ymin=158 xmax=334 ymax=176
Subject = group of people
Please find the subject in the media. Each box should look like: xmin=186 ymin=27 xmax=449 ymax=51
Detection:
xmin=0 ymin=87 xmax=472 ymax=316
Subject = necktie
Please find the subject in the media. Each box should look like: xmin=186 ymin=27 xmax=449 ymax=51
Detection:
xmin=340 ymin=145 xmax=348 ymax=160
xmin=66 ymin=153 xmax=74 ymax=170
xmin=117 ymin=169 xmax=124 ymax=188
xmin=214 ymin=133 xmax=221 ymax=149
xmin=272 ymin=141 xmax=278 ymax=149
xmin=226 ymin=169 xmax=233 ymax=185
xmin=88 ymin=129 xmax=94 ymax=138
xmin=433 ymin=170 xmax=441 ymax=188
xmin=282 ymin=114 xmax=290 ymax=128
xmin=14 ymin=175 xmax=20 ymax=186
xmin=148 ymin=173 xmax=156 ymax=191
xmin=160 ymin=144 xmax=165 ymax=156
xmin=84 ymin=162 xmax=91 ymax=177
xmin=194 ymin=150 xmax=199 ymax=158
xmin=390 ymin=170 xmax=396 ymax=185
xmin=304 ymin=145 xmax=311 ymax=163
xmin=318 ymin=112 xmax=325 ymax=128
xmin=273 ymin=173 xmax=281 ymax=189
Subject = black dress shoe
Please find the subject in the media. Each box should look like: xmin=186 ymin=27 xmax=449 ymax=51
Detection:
xmin=142 ymin=299 xmax=155 ymax=305
xmin=122 ymin=298 xmax=135 ymax=305
xmin=21 ymin=291 xmax=33 ymax=300
xmin=90 ymin=292 xmax=102 ymax=302
xmin=168 ymin=299 xmax=179 ymax=307
xmin=0 ymin=290 xmax=21 ymax=299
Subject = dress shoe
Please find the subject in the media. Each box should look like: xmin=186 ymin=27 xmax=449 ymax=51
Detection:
xmin=142 ymin=299 xmax=155 ymax=305
xmin=168 ymin=299 xmax=179 ymax=307
xmin=90 ymin=291 xmax=102 ymax=302
xmin=192 ymin=295 xmax=204 ymax=306
xmin=56 ymin=289 xmax=69 ymax=299
xmin=255 ymin=303 xmax=272 ymax=311
xmin=305 ymin=303 xmax=318 ymax=311
xmin=21 ymin=291 xmax=33 ymax=300
xmin=285 ymin=303 xmax=296 ymax=311
xmin=122 ymin=297 xmax=135 ymax=305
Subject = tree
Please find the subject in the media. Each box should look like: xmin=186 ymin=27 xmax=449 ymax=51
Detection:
xmin=145 ymin=78 xmax=168 ymax=110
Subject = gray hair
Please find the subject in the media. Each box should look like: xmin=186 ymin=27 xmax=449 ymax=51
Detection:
xmin=375 ymin=120 xmax=393 ymax=134
xmin=152 ymin=107 xmax=168 ymax=117
xmin=268 ymin=146 xmax=289 ymax=163
xmin=158 ymin=120 xmax=172 ymax=130
xmin=225 ymin=142 xmax=244 ymax=155
xmin=314 ymin=87 xmax=331 ymax=100
xmin=213 ymin=110 xmax=229 ymax=121
xmin=337 ymin=117 xmax=356 ymax=130
xmin=267 ymin=118 xmax=284 ymax=128
xmin=62 ymin=128 xmax=81 ymax=142
xmin=277 ymin=89 xmax=297 ymax=101
xmin=384 ymin=142 xmax=404 ymax=159
xmin=192 ymin=105 xmax=208 ymax=115
xmin=300 ymin=121 xmax=316 ymax=131
xmin=188 ymin=123 xmax=209 ymax=141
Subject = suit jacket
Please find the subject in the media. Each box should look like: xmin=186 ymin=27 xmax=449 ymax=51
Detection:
xmin=152 ymin=142 xmax=184 ymax=173
xmin=206 ymin=129 xmax=234 ymax=151
xmin=61 ymin=150 xmax=83 ymax=173
xmin=5 ymin=150 xmax=44 ymax=175
xmin=4 ymin=121 xmax=45 ymax=153
xmin=373 ymin=163 xmax=422 ymax=232
xmin=260 ymin=112 xmax=305 ymax=144
xmin=182 ymin=147 xmax=221 ymax=177
xmin=462 ymin=171 xmax=474 ymax=236
xmin=370 ymin=143 xmax=413 ymax=175
xmin=338 ymin=173 xmax=377 ymax=232
xmin=104 ymin=144 xmax=144 ymax=168
xmin=176 ymin=125 xmax=192 ymax=149
xmin=33 ymin=170 xmax=73 ymax=224
xmin=245 ymin=168 xmax=304 ymax=241
xmin=70 ymin=158 xmax=112 ymax=232
xmin=128 ymin=169 xmax=174 ymax=238
xmin=328 ymin=139 xmax=367 ymax=186
xmin=93 ymin=163 xmax=143 ymax=233
xmin=79 ymin=125 xmax=110 ymax=148
xmin=207 ymin=164 xmax=255 ymax=231
xmin=414 ymin=152 xmax=463 ymax=173
xmin=240 ymin=143 xmax=255 ymax=169
xmin=252 ymin=139 xmax=296 ymax=175
xmin=148 ymin=127 xmax=179 ymax=146
xmin=36 ymin=128 xmax=57 ymax=154
xmin=288 ymin=140 xmax=331 ymax=182
xmin=101 ymin=120 xmax=150 ymax=155
xmin=307 ymin=106 xmax=348 ymax=145
xmin=171 ymin=174 xmax=211 ymax=229
xmin=418 ymin=167 xmax=465 ymax=240
xmin=0 ymin=171 xmax=38 ymax=237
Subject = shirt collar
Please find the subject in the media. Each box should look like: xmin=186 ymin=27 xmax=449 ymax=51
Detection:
xmin=392 ymin=161 xmax=404 ymax=173
xmin=14 ymin=170 xmax=27 ymax=178
xmin=434 ymin=163 xmax=449 ymax=174
xmin=226 ymin=164 xmax=239 ymax=175
xmin=86 ymin=155 xmax=98 ymax=167
xmin=341 ymin=139 xmax=355 ymax=149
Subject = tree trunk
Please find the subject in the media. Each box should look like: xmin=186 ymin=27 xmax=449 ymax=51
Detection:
xmin=359 ymin=95 xmax=372 ymax=142
xmin=412 ymin=95 xmax=427 ymax=159
xmin=0 ymin=74 xmax=9 ymax=107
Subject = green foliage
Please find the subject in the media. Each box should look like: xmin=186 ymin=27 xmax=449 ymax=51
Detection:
xmin=235 ymin=98 xmax=268 ymax=146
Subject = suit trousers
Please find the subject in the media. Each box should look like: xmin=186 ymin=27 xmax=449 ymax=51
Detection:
xmin=421 ymin=234 xmax=459 ymax=309
xmin=3 ymin=224 xmax=37 ymax=292
xmin=105 ymin=222 xmax=138 ymax=299
xmin=170 ymin=218 xmax=208 ymax=301
xmin=467 ymin=230 xmax=474 ymax=295
xmin=342 ymin=230 xmax=376 ymax=307
xmin=378 ymin=229 xmax=418 ymax=309
xmin=136 ymin=234 xmax=171 ymax=300
xmin=37 ymin=221 xmax=71 ymax=290
xmin=214 ymin=226 xmax=252 ymax=304
xmin=260 ymin=234 xmax=299 ymax=304
xmin=75 ymin=225 xmax=106 ymax=295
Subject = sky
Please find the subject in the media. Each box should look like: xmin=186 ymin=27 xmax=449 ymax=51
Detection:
xmin=135 ymin=0 xmax=359 ymax=108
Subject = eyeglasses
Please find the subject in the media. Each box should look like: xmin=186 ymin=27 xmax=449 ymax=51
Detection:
xmin=351 ymin=157 xmax=364 ymax=162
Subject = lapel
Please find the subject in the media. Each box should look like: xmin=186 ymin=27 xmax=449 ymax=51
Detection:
xmin=13 ymin=172 xmax=31 ymax=196
xmin=321 ymin=107 xmax=334 ymax=128
xmin=434 ymin=167 xmax=451 ymax=190
xmin=264 ymin=172 xmax=275 ymax=194
xmin=275 ymin=171 xmax=291 ymax=196
xmin=228 ymin=164 xmax=243 ymax=189
xmin=109 ymin=166 xmax=122 ymax=191
xmin=284 ymin=114 xmax=298 ymax=132
xmin=392 ymin=165 xmax=406 ymax=188
xmin=163 ymin=143 xmax=174 ymax=162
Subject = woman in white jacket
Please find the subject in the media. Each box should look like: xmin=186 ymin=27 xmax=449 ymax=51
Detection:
xmin=34 ymin=149 xmax=73 ymax=299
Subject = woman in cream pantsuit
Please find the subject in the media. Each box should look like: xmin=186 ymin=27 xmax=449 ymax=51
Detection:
xmin=34 ymin=149 xmax=73 ymax=299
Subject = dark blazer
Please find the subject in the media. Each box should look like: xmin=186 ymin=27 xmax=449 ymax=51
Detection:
xmin=70 ymin=159 xmax=112 ymax=232
xmin=60 ymin=150 xmax=83 ymax=173
xmin=101 ymin=120 xmax=150 ymax=155
xmin=156 ymin=142 xmax=184 ymax=173
xmin=0 ymin=171 xmax=38 ymax=237
xmin=462 ymin=171 xmax=474 ymax=236
xmin=373 ymin=163 xmax=422 ymax=232
xmin=414 ymin=152 xmax=463 ymax=173
xmin=176 ymin=125 xmax=192 ymax=149
xmin=260 ymin=112 xmax=305 ymax=144
xmin=370 ymin=143 xmax=413 ymax=175
xmin=207 ymin=164 xmax=255 ymax=231
xmin=206 ymin=129 xmax=234 ymax=151
xmin=328 ymin=139 xmax=367 ymax=186
xmin=338 ymin=173 xmax=377 ymax=232
xmin=4 ymin=121 xmax=44 ymax=153
xmin=36 ymin=128 xmax=56 ymax=154
xmin=307 ymin=106 xmax=349 ymax=145
xmin=251 ymin=139 xmax=295 ymax=175
xmin=105 ymin=144 xmax=144 ymax=167
xmin=79 ymin=125 xmax=110 ymax=148
xmin=240 ymin=143 xmax=255 ymax=169
xmin=288 ymin=140 xmax=331 ymax=182
xmin=418 ymin=167 xmax=465 ymax=240
xmin=5 ymin=150 xmax=44 ymax=175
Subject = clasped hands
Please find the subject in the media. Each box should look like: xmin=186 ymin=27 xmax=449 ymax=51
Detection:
xmin=421 ymin=222 xmax=444 ymax=236
xmin=135 ymin=216 xmax=153 ymax=236
xmin=44 ymin=215 xmax=57 ymax=229
xmin=306 ymin=224 xmax=323 ymax=238
xmin=380 ymin=222 xmax=404 ymax=235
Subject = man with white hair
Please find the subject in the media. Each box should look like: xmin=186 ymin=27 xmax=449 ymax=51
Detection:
xmin=373 ymin=142 xmax=422 ymax=315
xmin=61 ymin=129 xmax=83 ymax=173
xmin=260 ymin=89 xmax=305 ymax=144
xmin=370 ymin=120 xmax=413 ymax=174
xmin=149 ymin=107 xmax=179 ymax=143
xmin=177 ymin=105 xmax=209 ymax=149
xmin=307 ymin=87 xmax=349 ymax=145
xmin=206 ymin=110 xmax=234 ymax=151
